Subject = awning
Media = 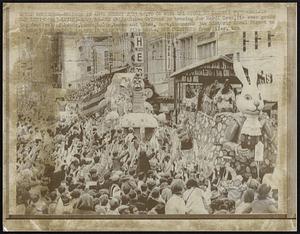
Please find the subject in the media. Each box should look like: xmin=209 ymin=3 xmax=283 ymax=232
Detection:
xmin=154 ymin=96 xmax=174 ymax=103
xmin=111 ymin=66 xmax=129 ymax=73
xmin=170 ymin=55 xmax=234 ymax=77
xmin=120 ymin=113 xmax=158 ymax=128
xmin=170 ymin=55 xmax=249 ymax=80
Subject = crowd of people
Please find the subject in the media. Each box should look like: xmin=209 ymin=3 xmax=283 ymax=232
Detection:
xmin=66 ymin=75 xmax=111 ymax=102
xmin=16 ymin=77 xmax=278 ymax=216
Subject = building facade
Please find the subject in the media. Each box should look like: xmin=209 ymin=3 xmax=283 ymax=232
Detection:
xmin=174 ymin=29 xmax=283 ymax=102
xmin=60 ymin=34 xmax=112 ymax=89
xmin=146 ymin=32 xmax=176 ymax=96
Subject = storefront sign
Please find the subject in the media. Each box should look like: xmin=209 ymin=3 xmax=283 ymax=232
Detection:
xmin=257 ymin=72 xmax=273 ymax=85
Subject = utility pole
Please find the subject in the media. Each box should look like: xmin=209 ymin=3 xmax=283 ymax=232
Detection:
xmin=173 ymin=38 xmax=177 ymax=123
xmin=173 ymin=39 xmax=176 ymax=72
xmin=267 ymin=31 xmax=275 ymax=47
xmin=254 ymin=31 xmax=261 ymax=50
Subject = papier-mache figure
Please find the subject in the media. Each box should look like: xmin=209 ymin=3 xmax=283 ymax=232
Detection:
xmin=132 ymin=75 xmax=144 ymax=92
xmin=221 ymin=52 xmax=276 ymax=181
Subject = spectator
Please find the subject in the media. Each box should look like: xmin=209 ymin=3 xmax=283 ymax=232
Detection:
xmin=165 ymin=179 xmax=186 ymax=214
xmin=183 ymin=178 xmax=208 ymax=214
xmin=235 ymin=189 xmax=255 ymax=214
xmin=251 ymin=184 xmax=277 ymax=213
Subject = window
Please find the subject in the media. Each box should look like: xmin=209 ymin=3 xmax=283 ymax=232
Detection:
xmin=152 ymin=50 xmax=156 ymax=60
xmin=180 ymin=36 xmax=193 ymax=67
xmin=87 ymin=66 xmax=91 ymax=72
xmin=197 ymin=41 xmax=216 ymax=60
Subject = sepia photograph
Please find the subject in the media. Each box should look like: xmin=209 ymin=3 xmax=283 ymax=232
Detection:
xmin=3 ymin=2 xmax=297 ymax=231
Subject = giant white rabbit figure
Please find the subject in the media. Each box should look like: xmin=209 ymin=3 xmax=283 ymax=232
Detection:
xmin=222 ymin=52 xmax=276 ymax=182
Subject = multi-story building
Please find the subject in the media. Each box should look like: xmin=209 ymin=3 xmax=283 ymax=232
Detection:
xmin=170 ymin=28 xmax=283 ymax=122
xmin=147 ymin=32 xmax=175 ymax=96
xmin=176 ymin=32 xmax=218 ymax=70
xmin=93 ymin=37 xmax=112 ymax=74
xmin=172 ymin=29 xmax=283 ymax=102
xmin=60 ymin=34 xmax=112 ymax=89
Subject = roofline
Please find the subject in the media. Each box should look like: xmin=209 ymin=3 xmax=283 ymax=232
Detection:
xmin=170 ymin=55 xmax=233 ymax=77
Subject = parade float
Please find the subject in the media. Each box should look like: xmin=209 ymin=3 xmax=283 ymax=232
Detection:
xmin=103 ymin=73 xmax=158 ymax=140
xmin=182 ymin=53 xmax=278 ymax=183
xmin=119 ymin=74 xmax=158 ymax=141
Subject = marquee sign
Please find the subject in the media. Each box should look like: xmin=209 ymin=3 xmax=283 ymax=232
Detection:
xmin=129 ymin=30 xmax=144 ymax=79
